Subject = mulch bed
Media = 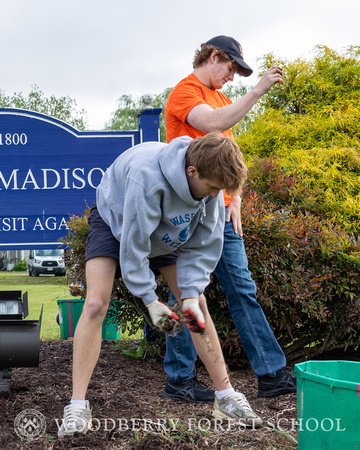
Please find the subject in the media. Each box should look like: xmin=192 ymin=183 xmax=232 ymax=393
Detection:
xmin=0 ymin=340 xmax=298 ymax=449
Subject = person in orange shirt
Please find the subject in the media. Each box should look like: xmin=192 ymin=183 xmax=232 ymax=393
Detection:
xmin=162 ymin=35 xmax=296 ymax=402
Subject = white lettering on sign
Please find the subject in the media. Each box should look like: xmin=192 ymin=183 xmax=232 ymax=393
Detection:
xmin=0 ymin=217 xmax=29 ymax=231
xmin=0 ymin=216 xmax=69 ymax=232
xmin=32 ymin=216 xmax=68 ymax=231
xmin=0 ymin=133 xmax=28 ymax=146
xmin=0 ymin=167 xmax=105 ymax=190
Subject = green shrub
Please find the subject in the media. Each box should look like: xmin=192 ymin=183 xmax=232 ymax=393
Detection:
xmin=235 ymin=45 xmax=360 ymax=235
xmin=13 ymin=259 xmax=27 ymax=271
xmin=240 ymin=157 xmax=360 ymax=362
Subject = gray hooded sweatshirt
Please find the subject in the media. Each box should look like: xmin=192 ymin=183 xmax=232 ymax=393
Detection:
xmin=96 ymin=135 xmax=225 ymax=306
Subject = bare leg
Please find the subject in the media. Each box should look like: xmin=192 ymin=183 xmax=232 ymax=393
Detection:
xmin=71 ymin=257 xmax=117 ymax=400
xmin=189 ymin=295 xmax=231 ymax=390
xmin=159 ymin=265 xmax=231 ymax=391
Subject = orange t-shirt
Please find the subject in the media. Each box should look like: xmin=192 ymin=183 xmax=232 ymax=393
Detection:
xmin=165 ymin=73 xmax=234 ymax=206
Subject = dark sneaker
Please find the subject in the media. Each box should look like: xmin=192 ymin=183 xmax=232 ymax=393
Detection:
xmin=213 ymin=391 xmax=263 ymax=427
xmin=258 ymin=368 xmax=296 ymax=398
xmin=162 ymin=376 xmax=215 ymax=403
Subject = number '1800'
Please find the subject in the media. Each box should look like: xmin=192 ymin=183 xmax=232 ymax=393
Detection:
xmin=0 ymin=133 xmax=28 ymax=145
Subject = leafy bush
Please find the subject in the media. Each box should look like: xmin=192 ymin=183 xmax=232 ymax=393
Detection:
xmin=13 ymin=259 xmax=28 ymax=271
xmin=241 ymin=157 xmax=360 ymax=362
xmin=235 ymin=45 xmax=360 ymax=235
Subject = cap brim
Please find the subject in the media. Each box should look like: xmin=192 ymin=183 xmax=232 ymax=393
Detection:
xmin=233 ymin=57 xmax=253 ymax=77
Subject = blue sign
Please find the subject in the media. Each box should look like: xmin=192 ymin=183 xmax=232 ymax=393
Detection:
xmin=0 ymin=108 xmax=161 ymax=249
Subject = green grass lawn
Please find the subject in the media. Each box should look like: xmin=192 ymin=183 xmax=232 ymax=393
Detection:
xmin=0 ymin=271 xmax=143 ymax=340
xmin=0 ymin=271 xmax=77 ymax=339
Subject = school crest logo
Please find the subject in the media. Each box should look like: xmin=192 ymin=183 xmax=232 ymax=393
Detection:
xmin=14 ymin=409 xmax=46 ymax=441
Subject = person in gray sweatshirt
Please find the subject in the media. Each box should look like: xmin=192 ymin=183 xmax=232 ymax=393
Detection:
xmin=58 ymin=132 xmax=262 ymax=439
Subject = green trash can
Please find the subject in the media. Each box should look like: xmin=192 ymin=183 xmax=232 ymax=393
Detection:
xmin=295 ymin=360 xmax=360 ymax=449
xmin=57 ymin=298 xmax=120 ymax=340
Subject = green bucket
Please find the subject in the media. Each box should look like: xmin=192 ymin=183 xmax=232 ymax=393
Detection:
xmin=295 ymin=360 xmax=360 ymax=449
xmin=57 ymin=298 xmax=121 ymax=340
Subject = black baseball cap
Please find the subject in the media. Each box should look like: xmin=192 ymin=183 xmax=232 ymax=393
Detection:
xmin=205 ymin=35 xmax=253 ymax=77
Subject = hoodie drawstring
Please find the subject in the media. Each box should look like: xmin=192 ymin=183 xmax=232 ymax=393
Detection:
xmin=199 ymin=200 xmax=206 ymax=223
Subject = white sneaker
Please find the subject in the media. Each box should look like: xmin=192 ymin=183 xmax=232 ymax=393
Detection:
xmin=58 ymin=401 xmax=92 ymax=438
xmin=213 ymin=391 xmax=262 ymax=427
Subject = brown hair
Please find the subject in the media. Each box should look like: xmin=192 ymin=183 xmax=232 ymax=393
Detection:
xmin=186 ymin=132 xmax=248 ymax=195
xmin=193 ymin=43 xmax=241 ymax=73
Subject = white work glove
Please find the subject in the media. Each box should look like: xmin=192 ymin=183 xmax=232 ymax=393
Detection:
xmin=146 ymin=299 xmax=179 ymax=332
xmin=182 ymin=298 xmax=206 ymax=333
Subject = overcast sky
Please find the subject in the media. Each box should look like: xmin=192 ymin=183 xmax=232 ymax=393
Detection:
xmin=2 ymin=0 xmax=359 ymax=130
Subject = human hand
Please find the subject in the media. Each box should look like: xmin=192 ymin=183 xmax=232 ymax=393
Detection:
xmin=257 ymin=66 xmax=284 ymax=95
xmin=226 ymin=196 xmax=243 ymax=236
xmin=146 ymin=299 xmax=180 ymax=332
xmin=182 ymin=298 xmax=206 ymax=333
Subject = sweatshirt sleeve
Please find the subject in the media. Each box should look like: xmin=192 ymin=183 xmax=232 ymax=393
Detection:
xmin=176 ymin=194 xmax=225 ymax=299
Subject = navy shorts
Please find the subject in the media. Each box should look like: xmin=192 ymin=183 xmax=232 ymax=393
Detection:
xmin=85 ymin=202 xmax=177 ymax=277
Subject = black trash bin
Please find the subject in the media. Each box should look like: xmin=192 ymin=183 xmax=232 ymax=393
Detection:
xmin=0 ymin=290 xmax=42 ymax=391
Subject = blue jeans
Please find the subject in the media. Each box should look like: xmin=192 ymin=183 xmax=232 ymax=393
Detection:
xmin=164 ymin=210 xmax=286 ymax=380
